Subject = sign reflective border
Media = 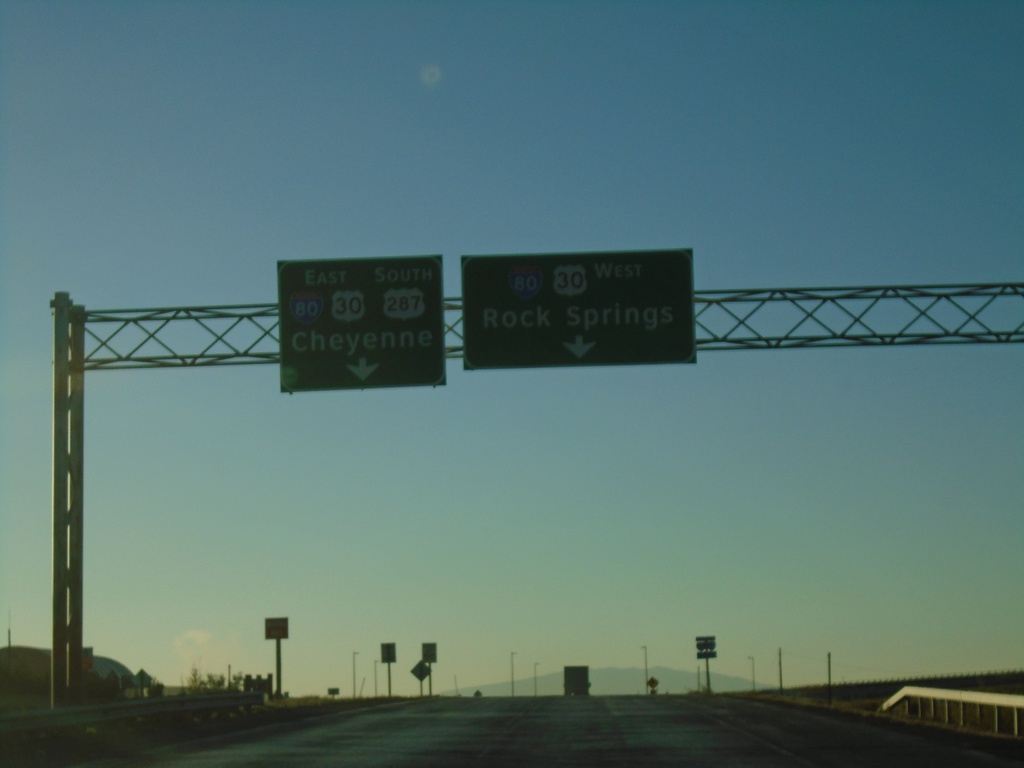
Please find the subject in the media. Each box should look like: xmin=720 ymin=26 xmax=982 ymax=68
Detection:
xmin=461 ymin=249 xmax=695 ymax=370
xmin=277 ymin=256 xmax=446 ymax=392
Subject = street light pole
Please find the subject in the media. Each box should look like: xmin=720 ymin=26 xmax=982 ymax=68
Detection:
xmin=352 ymin=651 xmax=359 ymax=699
xmin=374 ymin=659 xmax=379 ymax=698
xmin=642 ymin=645 xmax=648 ymax=694
xmin=511 ymin=652 xmax=516 ymax=697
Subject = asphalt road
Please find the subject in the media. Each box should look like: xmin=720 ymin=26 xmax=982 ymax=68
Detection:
xmin=91 ymin=695 xmax=1024 ymax=767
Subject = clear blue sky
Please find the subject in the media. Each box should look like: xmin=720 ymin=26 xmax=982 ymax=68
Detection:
xmin=1 ymin=0 xmax=1021 ymax=697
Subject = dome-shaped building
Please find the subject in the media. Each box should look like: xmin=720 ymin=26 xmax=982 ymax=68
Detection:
xmin=0 ymin=646 xmax=142 ymax=704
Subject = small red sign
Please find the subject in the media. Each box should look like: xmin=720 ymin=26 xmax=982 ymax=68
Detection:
xmin=265 ymin=617 xmax=289 ymax=640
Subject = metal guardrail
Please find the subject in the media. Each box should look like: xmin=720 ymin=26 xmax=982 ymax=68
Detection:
xmin=881 ymin=686 xmax=1023 ymax=737
xmin=0 ymin=692 xmax=264 ymax=735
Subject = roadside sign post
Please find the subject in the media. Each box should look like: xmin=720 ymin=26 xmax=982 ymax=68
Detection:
xmin=422 ymin=643 xmax=437 ymax=697
xmin=265 ymin=617 xmax=289 ymax=698
xmin=696 ymin=636 xmax=717 ymax=694
xmin=381 ymin=643 xmax=396 ymax=697
xmin=411 ymin=659 xmax=430 ymax=697
xmin=277 ymin=256 xmax=446 ymax=392
xmin=461 ymin=249 xmax=694 ymax=370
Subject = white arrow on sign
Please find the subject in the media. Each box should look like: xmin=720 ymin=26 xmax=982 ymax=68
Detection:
xmin=563 ymin=336 xmax=596 ymax=359
xmin=346 ymin=358 xmax=379 ymax=381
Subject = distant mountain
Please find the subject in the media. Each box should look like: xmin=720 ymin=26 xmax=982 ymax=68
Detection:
xmin=444 ymin=666 xmax=769 ymax=697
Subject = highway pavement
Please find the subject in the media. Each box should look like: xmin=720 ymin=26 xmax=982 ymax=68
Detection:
xmin=90 ymin=695 xmax=1024 ymax=767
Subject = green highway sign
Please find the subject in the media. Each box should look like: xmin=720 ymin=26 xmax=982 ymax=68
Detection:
xmin=277 ymin=256 xmax=446 ymax=392
xmin=461 ymin=249 xmax=695 ymax=370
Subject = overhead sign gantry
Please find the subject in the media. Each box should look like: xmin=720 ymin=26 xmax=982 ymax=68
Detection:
xmin=48 ymin=275 xmax=1024 ymax=707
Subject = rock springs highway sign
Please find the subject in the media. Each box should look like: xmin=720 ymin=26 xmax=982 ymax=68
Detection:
xmin=461 ymin=249 xmax=695 ymax=370
xmin=277 ymin=256 xmax=446 ymax=392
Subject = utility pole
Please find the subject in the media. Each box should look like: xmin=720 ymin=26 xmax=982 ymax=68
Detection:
xmin=827 ymin=652 xmax=832 ymax=705
xmin=642 ymin=646 xmax=648 ymax=694
xmin=352 ymin=651 xmax=359 ymax=698
xmin=510 ymin=652 xmax=516 ymax=697
xmin=748 ymin=656 xmax=755 ymax=692
xmin=778 ymin=648 xmax=783 ymax=695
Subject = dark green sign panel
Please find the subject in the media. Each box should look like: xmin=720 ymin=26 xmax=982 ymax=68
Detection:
xmin=461 ymin=249 xmax=695 ymax=370
xmin=277 ymin=256 xmax=446 ymax=391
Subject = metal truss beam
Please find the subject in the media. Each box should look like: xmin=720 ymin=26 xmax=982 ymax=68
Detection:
xmin=79 ymin=284 xmax=1024 ymax=370
xmin=693 ymin=283 xmax=1024 ymax=350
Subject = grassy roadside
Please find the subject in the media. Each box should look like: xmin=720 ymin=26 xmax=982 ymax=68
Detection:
xmin=1 ymin=696 xmax=413 ymax=768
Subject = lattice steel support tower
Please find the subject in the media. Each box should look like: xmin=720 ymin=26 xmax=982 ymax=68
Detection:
xmin=50 ymin=292 xmax=85 ymax=707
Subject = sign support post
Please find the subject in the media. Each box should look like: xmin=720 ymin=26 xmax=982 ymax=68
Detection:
xmin=422 ymin=643 xmax=437 ymax=698
xmin=51 ymin=293 xmax=70 ymax=709
xmin=51 ymin=294 xmax=86 ymax=708
xmin=410 ymin=660 xmax=429 ymax=697
xmin=412 ymin=645 xmax=435 ymax=697
xmin=381 ymin=643 xmax=396 ymax=697
xmin=265 ymin=618 xmax=288 ymax=698
xmin=275 ymin=639 xmax=282 ymax=698
xmin=696 ymin=636 xmax=717 ymax=694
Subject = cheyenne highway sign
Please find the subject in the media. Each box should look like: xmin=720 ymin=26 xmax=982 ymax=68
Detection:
xmin=277 ymin=256 xmax=446 ymax=392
